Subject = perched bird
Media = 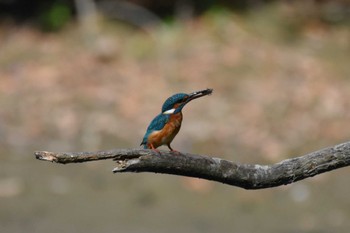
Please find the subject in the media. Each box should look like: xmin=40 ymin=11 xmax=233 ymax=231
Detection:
xmin=140 ymin=88 xmax=213 ymax=151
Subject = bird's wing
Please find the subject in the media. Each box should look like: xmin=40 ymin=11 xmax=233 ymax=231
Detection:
xmin=140 ymin=113 xmax=169 ymax=146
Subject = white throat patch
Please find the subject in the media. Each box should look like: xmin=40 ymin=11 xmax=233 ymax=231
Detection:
xmin=163 ymin=108 xmax=175 ymax=115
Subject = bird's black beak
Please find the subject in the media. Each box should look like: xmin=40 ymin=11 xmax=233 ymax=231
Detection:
xmin=186 ymin=88 xmax=213 ymax=103
xmin=171 ymin=88 xmax=213 ymax=114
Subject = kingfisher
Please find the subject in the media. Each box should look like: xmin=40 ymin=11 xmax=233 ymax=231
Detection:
xmin=140 ymin=88 xmax=213 ymax=152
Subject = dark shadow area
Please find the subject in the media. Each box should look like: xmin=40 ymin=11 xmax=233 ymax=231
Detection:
xmin=1 ymin=0 xmax=349 ymax=30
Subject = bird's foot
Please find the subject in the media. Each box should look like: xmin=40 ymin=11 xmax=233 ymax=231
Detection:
xmin=152 ymin=148 xmax=161 ymax=155
xmin=169 ymin=148 xmax=181 ymax=155
xmin=148 ymin=143 xmax=161 ymax=155
xmin=167 ymin=145 xmax=180 ymax=154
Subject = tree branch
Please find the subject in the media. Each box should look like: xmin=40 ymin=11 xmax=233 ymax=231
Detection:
xmin=34 ymin=141 xmax=350 ymax=189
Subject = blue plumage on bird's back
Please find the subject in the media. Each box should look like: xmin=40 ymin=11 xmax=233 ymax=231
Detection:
xmin=140 ymin=113 xmax=170 ymax=148
xmin=141 ymin=112 xmax=182 ymax=150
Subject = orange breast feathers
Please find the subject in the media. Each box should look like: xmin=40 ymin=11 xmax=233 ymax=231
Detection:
xmin=147 ymin=112 xmax=183 ymax=148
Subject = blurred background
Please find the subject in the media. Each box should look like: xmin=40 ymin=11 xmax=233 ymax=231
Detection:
xmin=1 ymin=0 xmax=350 ymax=232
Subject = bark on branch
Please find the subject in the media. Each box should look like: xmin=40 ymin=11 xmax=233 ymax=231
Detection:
xmin=34 ymin=141 xmax=350 ymax=189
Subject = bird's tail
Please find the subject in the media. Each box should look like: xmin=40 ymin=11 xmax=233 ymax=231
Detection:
xmin=140 ymin=141 xmax=148 ymax=149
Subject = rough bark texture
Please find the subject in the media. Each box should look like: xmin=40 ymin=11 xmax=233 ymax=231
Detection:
xmin=34 ymin=141 xmax=350 ymax=189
